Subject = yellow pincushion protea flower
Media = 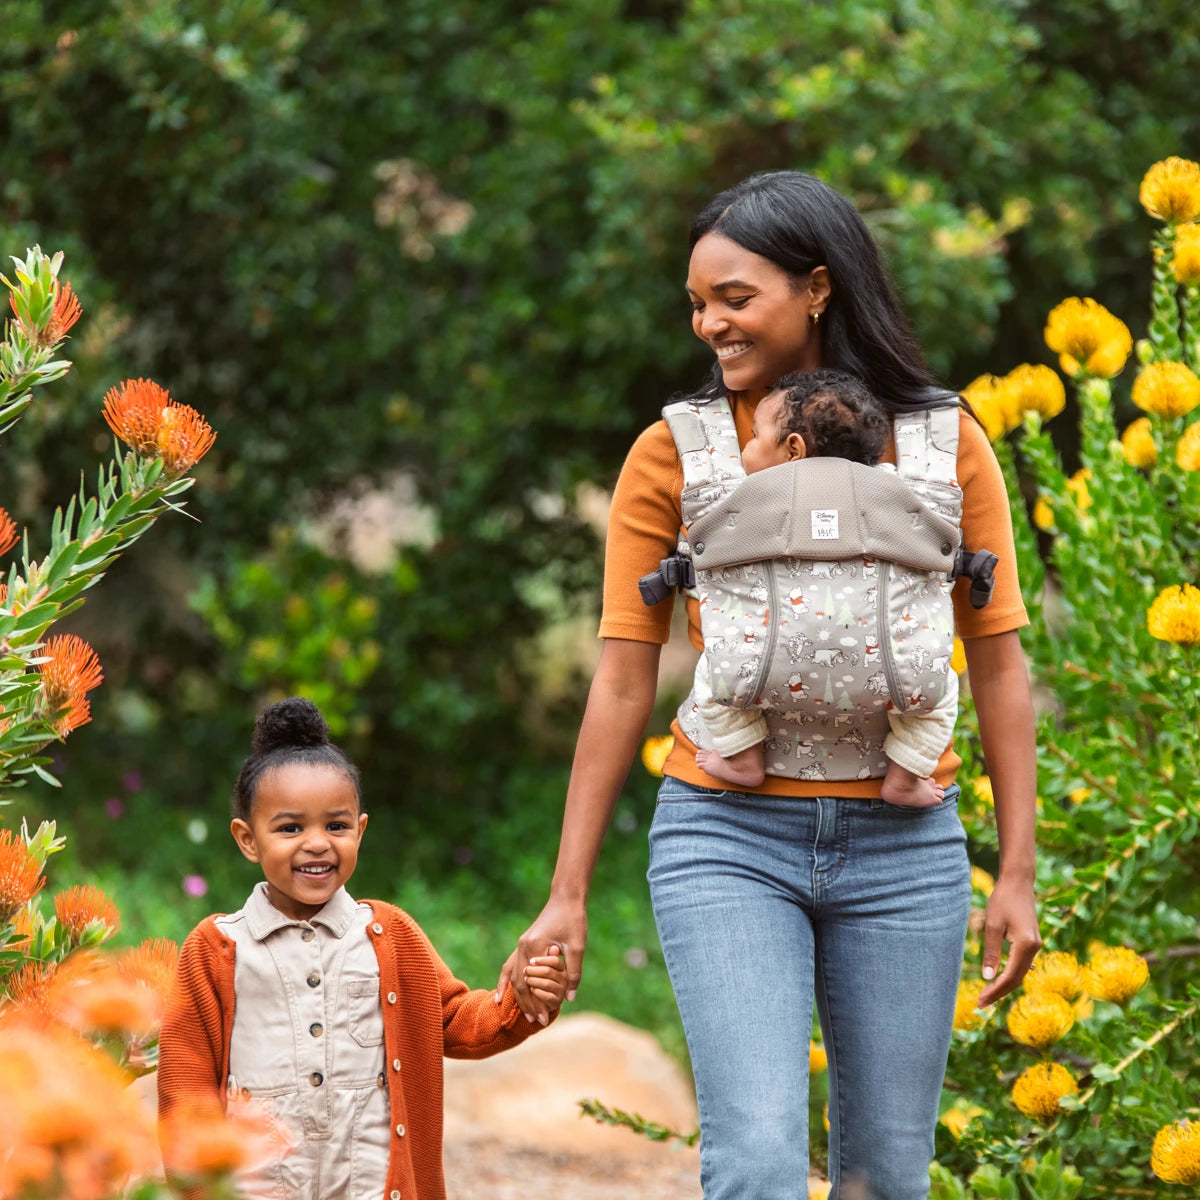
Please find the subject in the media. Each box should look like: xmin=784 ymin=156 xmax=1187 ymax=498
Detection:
xmin=1147 ymin=584 xmax=1200 ymax=648
xmin=1173 ymin=222 xmax=1200 ymax=285
xmin=1011 ymin=1062 xmax=1078 ymax=1122
xmin=1140 ymin=157 xmax=1200 ymax=225
xmin=1152 ymin=1119 xmax=1200 ymax=1184
xmin=940 ymin=1105 xmax=985 ymax=1140
xmin=1006 ymin=363 xmax=1066 ymax=422
xmin=1044 ymin=298 xmax=1132 ymax=379
xmin=950 ymin=636 xmax=967 ymax=675
xmin=1023 ymin=951 xmax=1082 ymax=1000
xmin=1006 ymin=991 xmax=1075 ymax=1048
xmin=641 ymin=735 xmax=674 ymax=777
xmin=809 ymin=1040 xmax=827 ymax=1073
xmin=1082 ymin=945 xmax=1150 ymax=1004
xmin=972 ymin=775 xmax=994 ymax=807
xmin=1032 ymin=495 xmax=1054 ymax=531
xmin=1177 ymin=420 xmax=1200 ymax=471
xmin=1119 ymin=416 xmax=1158 ymax=468
xmin=970 ymin=866 xmax=995 ymax=897
xmin=961 ymin=374 xmax=1020 ymax=442
xmin=1133 ymin=361 xmax=1200 ymax=419
xmin=954 ymin=978 xmax=987 ymax=1031
xmin=808 ymin=1180 xmax=832 ymax=1200
xmin=1065 ymin=467 xmax=1092 ymax=512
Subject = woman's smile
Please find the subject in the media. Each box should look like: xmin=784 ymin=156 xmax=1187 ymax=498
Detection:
xmin=687 ymin=232 xmax=827 ymax=393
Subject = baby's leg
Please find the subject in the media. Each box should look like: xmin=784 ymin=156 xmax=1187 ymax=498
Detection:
xmin=696 ymin=744 xmax=767 ymax=789
xmin=883 ymin=674 xmax=957 ymax=806
xmin=880 ymin=758 xmax=944 ymax=807
xmin=693 ymin=654 xmax=767 ymax=787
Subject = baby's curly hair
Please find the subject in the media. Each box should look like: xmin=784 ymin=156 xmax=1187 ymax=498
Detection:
xmin=772 ymin=369 xmax=888 ymax=465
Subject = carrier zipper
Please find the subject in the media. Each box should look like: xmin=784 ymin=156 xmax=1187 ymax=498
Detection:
xmin=748 ymin=560 xmax=780 ymax=704
xmin=876 ymin=561 xmax=908 ymax=712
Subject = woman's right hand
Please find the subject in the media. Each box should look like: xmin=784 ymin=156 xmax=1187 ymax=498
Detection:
xmin=494 ymin=639 xmax=662 ymax=1024
xmin=496 ymin=895 xmax=589 ymax=1023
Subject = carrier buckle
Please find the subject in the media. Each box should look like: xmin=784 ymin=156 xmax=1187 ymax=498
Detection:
xmin=951 ymin=548 xmax=999 ymax=609
xmin=638 ymin=553 xmax=697 ymax=606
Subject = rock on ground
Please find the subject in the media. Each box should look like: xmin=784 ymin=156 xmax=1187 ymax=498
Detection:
xmin=443 ymin=1011 xmax=701 ymax=1196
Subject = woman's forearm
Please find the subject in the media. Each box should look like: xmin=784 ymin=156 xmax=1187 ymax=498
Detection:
xmin=964 ymin=629 xmax=1037 ymax=882
xmin=550 ymin=638 xmax=662 ymax=902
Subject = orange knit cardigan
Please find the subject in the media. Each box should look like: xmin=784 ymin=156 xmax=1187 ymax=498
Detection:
xmin=157 ymin=899 xmax=548 ymax=1199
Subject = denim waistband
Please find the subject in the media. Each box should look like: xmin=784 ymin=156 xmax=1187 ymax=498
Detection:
xmin=657 ymin=775 xmax=961 ymax=807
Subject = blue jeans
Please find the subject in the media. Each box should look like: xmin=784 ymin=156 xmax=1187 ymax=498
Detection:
xmin=648 ymin=779 xmax=970 ymax=1200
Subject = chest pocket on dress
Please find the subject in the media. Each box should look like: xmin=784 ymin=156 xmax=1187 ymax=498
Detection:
xmin=346 ymin=978 xmax=385 ymax=1047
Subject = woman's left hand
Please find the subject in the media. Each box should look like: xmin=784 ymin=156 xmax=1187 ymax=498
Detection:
xmin=978 ymin=874 xmax=1041 ymax=1006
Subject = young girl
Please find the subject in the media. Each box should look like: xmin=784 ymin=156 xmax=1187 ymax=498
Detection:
xmin=157 ymin=697 xmax=566 ymax=1200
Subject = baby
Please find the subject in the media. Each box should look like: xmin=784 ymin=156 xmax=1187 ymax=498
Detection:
xmin=692 ymin=368 xmax=957 ymax=807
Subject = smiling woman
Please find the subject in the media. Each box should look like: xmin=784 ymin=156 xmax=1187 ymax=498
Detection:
xmin=685 ymin=235 xmax=828 ymax=392
xmin=501 ymin=170 xmax=1040 ymax=1199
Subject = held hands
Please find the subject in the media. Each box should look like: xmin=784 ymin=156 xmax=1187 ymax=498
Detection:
xmin=978 ymin=875 xmax=1042 ymax=1007
xmin=521 ymin=945 xmax=568 ymax=1022
xmin=495 ymin=896 xmax=587 ymax=1025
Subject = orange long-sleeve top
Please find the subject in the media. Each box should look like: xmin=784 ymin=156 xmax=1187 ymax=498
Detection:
xmin=599 ymin=398 xmax=1029 ymax=796
xmin=157 ymin=899 xmax=548 ymax=1200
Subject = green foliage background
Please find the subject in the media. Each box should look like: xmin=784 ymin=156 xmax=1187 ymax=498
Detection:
xmin=3 ymin=1 xmax=1200 ymax=1169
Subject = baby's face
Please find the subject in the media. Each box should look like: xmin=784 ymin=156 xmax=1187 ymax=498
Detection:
xmin=741 ymin=391 xmax=793 ymax=475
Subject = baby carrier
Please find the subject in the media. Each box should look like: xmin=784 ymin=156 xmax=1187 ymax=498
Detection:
xmin=639 ymin=393 xmax=997 ymax=783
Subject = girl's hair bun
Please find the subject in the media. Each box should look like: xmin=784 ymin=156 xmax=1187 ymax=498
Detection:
xmin=252 ymin=697 xmax=330 ymax=754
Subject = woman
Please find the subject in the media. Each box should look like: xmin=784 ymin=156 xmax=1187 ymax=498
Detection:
xmin=496 ymin=171 xmax=1040 ymax=1198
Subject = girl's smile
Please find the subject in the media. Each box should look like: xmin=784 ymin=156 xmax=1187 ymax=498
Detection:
xmin=230 ymin=763 xmax=368 ymax=921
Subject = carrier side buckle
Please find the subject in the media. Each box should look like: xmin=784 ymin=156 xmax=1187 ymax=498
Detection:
xmin=951 ymin=548 xmax=999 ymax=609
xmin=638 ymin=553 xmax=697 ymax=606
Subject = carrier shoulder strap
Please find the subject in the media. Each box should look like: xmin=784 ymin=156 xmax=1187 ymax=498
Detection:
xmin=893 ymin=392 xmax=962 ymax=488
xmin=662 ymin=396 xmax=745 ymax=528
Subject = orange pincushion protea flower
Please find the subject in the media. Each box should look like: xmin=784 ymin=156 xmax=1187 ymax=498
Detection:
xmin=102 ymin=379 xmax=217 ymax=475
xmin=118 ymin=937 xmax=180 ymax=998
xmin=43 ymin=280 xmax=82 ymax=346
xmin=161 ymin=1098 xmax=284 ymax=1179
xmin=4 ymin=961 xmax=56 ymax=1020
xmin=0 ymin=507 xmax=17 ymax=558
xmin=8 ymin=279 xmax=83 ymax=348
xmin=156 ymin=402 xmax=217 ymax=478
xmin=0 ymin=1020 xmax=160 ymax=1195
xmin=102 ymin=378 xmax=169 ymax=457
xmin=39 ymin=633 xmax=103 ymax=736
xmin=54 ymin=884 xmax=120 ymax=943
xmin=0 ymin=829 xmax=46 ymax=922
xmin=47 ymin=953 xmax=162 ymax=1039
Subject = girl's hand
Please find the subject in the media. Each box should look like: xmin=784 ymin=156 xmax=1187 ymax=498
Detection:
xmin=496 ymin=895 xmax=588 ymax=1024
xmin=978 ymin=875 xmax=1041 ymax=1006
xmin=523 ymin=944 xmax=568 ymax=1015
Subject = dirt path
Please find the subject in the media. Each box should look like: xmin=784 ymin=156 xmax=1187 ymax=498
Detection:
xmin=444 ymin=1139 xmax=702 ymax=1199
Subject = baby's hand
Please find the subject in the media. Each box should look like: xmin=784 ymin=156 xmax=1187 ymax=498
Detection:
xmin=522 ymin=944 xmax=568 ymax=1024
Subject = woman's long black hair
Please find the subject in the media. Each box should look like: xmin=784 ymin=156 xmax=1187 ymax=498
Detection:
xmin=687 ymin=171 xmax=953 ymax=414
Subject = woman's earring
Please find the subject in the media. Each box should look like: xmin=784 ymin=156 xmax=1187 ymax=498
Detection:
xmin=810 ymin=310 xmax=822 ymax=326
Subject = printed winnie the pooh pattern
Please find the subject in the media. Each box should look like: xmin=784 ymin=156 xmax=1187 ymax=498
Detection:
xmin=666 ymin=395 xmax=963 ymax=782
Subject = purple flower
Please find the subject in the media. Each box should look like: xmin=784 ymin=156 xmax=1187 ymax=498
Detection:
xmin=182 ymin=874 xmax=208 ymax=898
xmin=122 ymin=771 xmax=142 ymax=793
xmin=104 ymin=797 xmax=125 ymax=820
